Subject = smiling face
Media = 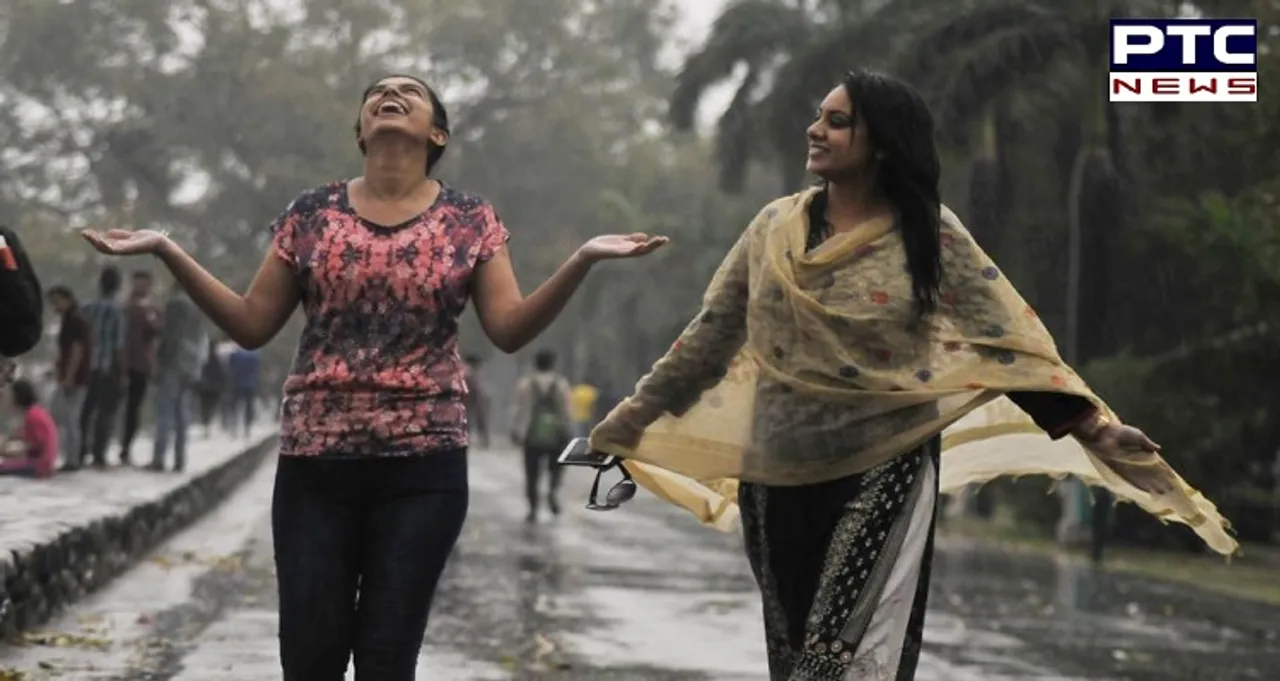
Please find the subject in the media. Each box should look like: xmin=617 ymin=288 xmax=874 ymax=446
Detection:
xmin=356 ymin=76 xmax=448 ymax=152
xmin=805 ymin=85 xmax=873 ymax=181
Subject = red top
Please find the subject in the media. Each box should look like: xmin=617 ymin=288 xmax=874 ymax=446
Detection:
xmin=2 ymin=404 xmax=59 ymax=478
xmin=271 ymin=182 xmax=509 ymax=457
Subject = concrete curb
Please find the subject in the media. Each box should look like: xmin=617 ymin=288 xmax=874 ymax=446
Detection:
xmin=0 ymin=435 xmax=277 ymax=639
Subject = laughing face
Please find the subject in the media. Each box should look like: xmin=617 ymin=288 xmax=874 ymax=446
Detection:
xmin=356 ymin=75 xmax=447 ymax=151
xmin=805 ymin=85 xmax=872 ymax=181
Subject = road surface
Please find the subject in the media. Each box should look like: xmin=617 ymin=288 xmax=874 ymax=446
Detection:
xmin=2 ymin=446 xmax=1276 ymax=679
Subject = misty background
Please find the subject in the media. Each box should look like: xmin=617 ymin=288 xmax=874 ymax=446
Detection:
xmin=1 ymin=0 xmax=1277 ymax=550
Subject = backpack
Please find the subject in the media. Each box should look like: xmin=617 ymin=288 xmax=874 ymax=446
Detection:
xmin=524 ymin=379 xmax=569 ymax=450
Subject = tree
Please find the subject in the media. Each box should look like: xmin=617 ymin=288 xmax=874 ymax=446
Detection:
xmin=0 ymin=0 xmax=770 ymax=393
xmin=668 ymin=0 xmax=946 ymax=193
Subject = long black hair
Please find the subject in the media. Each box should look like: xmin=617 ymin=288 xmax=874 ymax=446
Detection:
xmin=354 ymin=74 xmax=450 ymax=176
xmin=840 ymin=69 xmax=943 ymax=318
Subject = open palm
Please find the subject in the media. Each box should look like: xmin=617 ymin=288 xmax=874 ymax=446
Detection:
xmin=579 ymin=233 xmax=668 ymax=261
xmin=82 ymin=228 xmax=169 ymax=256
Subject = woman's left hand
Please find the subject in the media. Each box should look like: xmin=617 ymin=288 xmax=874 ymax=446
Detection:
xmin=1093 ymin=422 xmax=1161 ymax=455
xmin=1088 ymin=423 xmax=1176 ymax=495
xmin=577 ymin=233 xmax=668 ymax=262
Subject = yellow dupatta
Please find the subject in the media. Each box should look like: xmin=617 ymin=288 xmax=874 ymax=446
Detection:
xmin=590 ymin=188 xmax=1236 ymax=555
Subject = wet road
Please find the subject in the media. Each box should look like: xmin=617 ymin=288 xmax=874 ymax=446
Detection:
xmin=2 ymin=447 xmax=1278 ymax=679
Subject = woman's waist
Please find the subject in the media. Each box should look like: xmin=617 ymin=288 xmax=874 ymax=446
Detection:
xmin=282 ymin=384 xmax=465 ymax=406
xmin=283 ymin=370 xmax=463 ymax=396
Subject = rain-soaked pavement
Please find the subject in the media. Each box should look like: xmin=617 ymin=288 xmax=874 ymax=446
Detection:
xmin=2 ymin=446 xmax=1279 ymax=679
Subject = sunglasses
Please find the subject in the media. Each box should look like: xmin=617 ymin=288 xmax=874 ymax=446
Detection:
xmin=586 ymin=460 xmax=637 ymax=511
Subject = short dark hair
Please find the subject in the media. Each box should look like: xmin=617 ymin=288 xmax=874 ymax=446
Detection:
xmin=46 ymin=285 xmax=76 ymax=305
xmin=534 ymin=349 xmax=556 ymax=372
xmin=11 ymin=379 xmax=37 ymax=408
xmin=99 ymin=266 xmax=122 ymax=295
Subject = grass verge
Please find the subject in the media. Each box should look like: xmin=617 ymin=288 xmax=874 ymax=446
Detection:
xmin=940 ymin=516 xmax=1280 ymax=606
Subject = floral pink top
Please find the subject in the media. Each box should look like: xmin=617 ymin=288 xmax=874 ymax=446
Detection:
xmin=270 ymin=182 xmax=509 ymax=457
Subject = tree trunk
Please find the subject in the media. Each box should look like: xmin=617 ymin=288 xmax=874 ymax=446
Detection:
xmin=967 ymin=105 xmax=1004 ymax=258
xmin=1061 ymin=47 xmax=1123 ymax=547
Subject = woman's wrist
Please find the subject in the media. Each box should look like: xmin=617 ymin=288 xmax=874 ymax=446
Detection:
xmin=570 ymin=246 xmax=598 ymax=269
xmin=617 ymin=398 xmax=659 ymax=429
xmin=1072 ymin=412 xmax=1112 ymax=442
xmin=154 ymin=235 xmax=180 ymax=261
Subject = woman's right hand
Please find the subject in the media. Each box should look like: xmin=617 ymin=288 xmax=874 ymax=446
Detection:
xmin=593 ymin=400 xmax=656 ymax=449
xmin=81 ymin=228 xmax=171 ymax=256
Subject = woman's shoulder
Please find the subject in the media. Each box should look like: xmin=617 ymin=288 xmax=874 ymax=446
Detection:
xmin=937 ymin=204 xmax=976 ymax=241
xmin=744 ymin=187 xmax=821 ymax=235
xmin=762 ymin=188 xmax=816 ymax=215
xmin=281 ymin=182 xmax=346 ymax=218
xmin=436 ymin=184 xmax=497 ymax=216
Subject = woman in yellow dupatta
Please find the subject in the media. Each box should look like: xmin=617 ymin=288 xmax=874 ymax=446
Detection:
xmin=588 ymin=70 xmax=1235 ymax=681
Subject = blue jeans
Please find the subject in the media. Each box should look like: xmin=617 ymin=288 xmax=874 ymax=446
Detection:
xmin=151 ymin=373 xmax=190 ymax=471
xmin=272 ymin=451 xmax=468 ymax=681
xmin=49 ymin=385 xmax=86 ymax=465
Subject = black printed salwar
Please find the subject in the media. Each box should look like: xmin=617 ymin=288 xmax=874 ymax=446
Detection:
xmin=740 ymin=438 xmax=940 ymax=680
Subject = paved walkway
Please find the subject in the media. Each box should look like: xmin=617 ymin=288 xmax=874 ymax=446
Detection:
xmin=0 ymin=424 xmax=276 ymax=567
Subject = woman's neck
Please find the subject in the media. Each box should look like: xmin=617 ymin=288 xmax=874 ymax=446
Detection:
xmin=362 ymin=140 xmax=430 ymax=200
xmin=825 ymin=177 xmax=890 ymax=229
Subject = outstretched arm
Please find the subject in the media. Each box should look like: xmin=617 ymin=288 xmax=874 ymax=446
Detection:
xmin=1007 ymin=391 xmax=1097 ymax=440
xmin=83 ymin=209 xmax=302 ymax=351
xmin=471 ymin=202 xmax=666 ymax=353
xmin=610 ymin=230 xmax=752 ymax=431
xmin=155 ymin=241 xmax=300 ymax=350
xmin=936 ymin=208 xmax=1106 ymax=442
xmin=472 ymin=246 xmax=594 ymax=354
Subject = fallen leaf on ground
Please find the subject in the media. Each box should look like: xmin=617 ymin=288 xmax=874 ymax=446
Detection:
xmin=22 ymin=631 xmax=112 ymax=651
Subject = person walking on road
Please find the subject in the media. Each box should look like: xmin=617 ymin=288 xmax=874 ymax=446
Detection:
xmin=212 ymin=337 xmax=238 ymax=431
xmin=77 ymin=266 xmax=127 ymax=469
xmin=462 ymin=354 xmax=490 ymax=449
xmin=227 ymin=344 xmax=262 ymax=438
xmin=194 ymin=339 xmax=226 ymax=438
xmin=590 ymin=70 xmax=1230 ymax=680
xmin=149 ymin=288 xmax=207 ymax=473
xmin=45 ymin=285 xmax=91 ymax=467
xmin=118 ymin=269 xmax=161 ymax=464
xmin=569 ymin=379 xmax=599 ymax=438
xmin=81 ymin=73 xmax=666 ymax=681
xmin=511 ymin=349 xmax=573 ymax=522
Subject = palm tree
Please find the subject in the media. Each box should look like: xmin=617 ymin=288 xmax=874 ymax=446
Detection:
xmin=903 ymin=0 xmax=1181 ymax=543
xmin=669 ymin=0 xmax=950 ymax=193
xmin=902 ymin=0 xmax=1189 ymax=360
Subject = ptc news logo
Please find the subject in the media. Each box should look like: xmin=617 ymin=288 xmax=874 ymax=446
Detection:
xmin=1110 ymin=18 xmax=1258 ymax=102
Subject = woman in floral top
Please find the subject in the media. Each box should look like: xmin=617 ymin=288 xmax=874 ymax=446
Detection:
xmin=83 ymin=74 xmax=666 ymax=680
